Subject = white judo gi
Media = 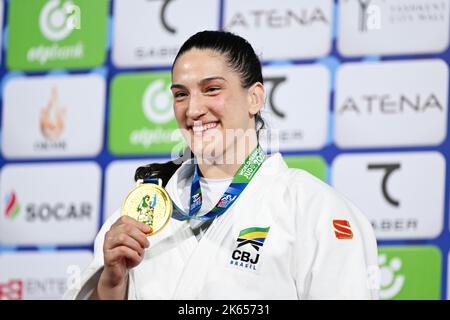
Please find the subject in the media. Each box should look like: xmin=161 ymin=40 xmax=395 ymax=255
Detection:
xmin=64 ymin=153 xmax=379 ymax=300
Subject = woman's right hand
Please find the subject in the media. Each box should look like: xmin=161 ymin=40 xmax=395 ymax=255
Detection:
xmin=93 ymin=215 xmax=151 ymax=299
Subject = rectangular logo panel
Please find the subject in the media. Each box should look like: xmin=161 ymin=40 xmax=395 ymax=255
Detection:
xmin=377 ymin=246 xmax=441 ymax=300
xmin=335 ymin=59 xmax=448 ymax=148
xmin=338 ymin=0 xmax=450 ymax=56
xmin=224 ymin=0 xmax=333 ymax=60
xmin=0 ymin=162 xmax=101 ymax=245
xmin=262 ymin=64 xmax=330 ymax=150
xmin=112 ymin=0 xmax=220 ymax=67
xmin=109 ymin=72 xmax=185 ymax=155
xmin=7 ymin=0 xmax=109 ymax=70
xmin=332 ymin=152 xmax=445 ymax=240
xmin=0 ymin=251 xmax=92 ymax=300
xmin=2 ymin=74 xmax=106 ymax=159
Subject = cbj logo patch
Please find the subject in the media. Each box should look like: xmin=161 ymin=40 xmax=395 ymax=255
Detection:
xmin=230 ymin=226 xmax=270 ymax=271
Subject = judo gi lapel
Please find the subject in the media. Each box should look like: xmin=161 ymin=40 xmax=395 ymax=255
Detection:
xmin=154 ymin=153 xmax=285 ymax=299
xmin=164 ymin=160 xmax=229 ymax=298
xmin=161 ymin=158 xmax=239 ymax=298
xmin=162 ymin=160 xmax=199 ymax=263
xmin=171 ymin=193 xmax=238 ymax=299
xmin=129 ymin=161 xmax=198 ymax=299
xmin=168 ymin=153 xmax=286 ymax=299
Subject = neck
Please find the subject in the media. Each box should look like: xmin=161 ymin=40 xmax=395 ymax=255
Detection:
xmin=197 ymin=136 xmax=258 ymax=179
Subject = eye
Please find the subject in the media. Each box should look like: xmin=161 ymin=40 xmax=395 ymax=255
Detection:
xmin=173 ymin=91 xmax=188 ymax=101
xmin=205 ymin=87 xmax=220 ymax=94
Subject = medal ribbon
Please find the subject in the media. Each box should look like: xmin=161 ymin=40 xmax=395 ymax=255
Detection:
xmin=171 ymin=144 xmax=266 ymax=221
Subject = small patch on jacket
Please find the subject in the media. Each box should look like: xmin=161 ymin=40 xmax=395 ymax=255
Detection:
xmin=333 ymin=219 xmax=353 ymax=239
xmin=229 ymin=226 xmax=270 ymax=271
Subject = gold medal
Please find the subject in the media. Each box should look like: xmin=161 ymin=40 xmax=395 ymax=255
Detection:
xmin=121 ymin=178 xmax=172 ymax=236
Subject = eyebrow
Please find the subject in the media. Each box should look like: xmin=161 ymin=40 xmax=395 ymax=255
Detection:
xmin=170 ymin=76 xmax=227 ymax=90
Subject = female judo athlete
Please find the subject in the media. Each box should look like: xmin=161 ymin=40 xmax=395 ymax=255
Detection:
xmin=65 ymin=30 xmax=379 ymax=300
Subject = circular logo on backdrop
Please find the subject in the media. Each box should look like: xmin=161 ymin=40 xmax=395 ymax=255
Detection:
xmin=39 ymin=0 xmax=77 ymax=41
xmin=142 ymin=80 xmax=174 ymax=124
xmin=379 ymin=254 xmax=405 ymax=299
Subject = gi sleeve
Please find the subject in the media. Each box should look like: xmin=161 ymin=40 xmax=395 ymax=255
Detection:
xmin=294 ymin=174 xmax=380 ymax=300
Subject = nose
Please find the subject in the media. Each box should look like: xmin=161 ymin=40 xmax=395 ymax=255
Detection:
xmin=185 ymin=93 xmax=207 ymax=121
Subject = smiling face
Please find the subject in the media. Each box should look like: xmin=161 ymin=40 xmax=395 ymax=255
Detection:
xmin=171 ymin=48 xmax=264 ymax=163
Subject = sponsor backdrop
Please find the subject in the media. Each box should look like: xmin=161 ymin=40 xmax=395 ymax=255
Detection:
xmin=0 ymin=0 xmax=448 ymax=300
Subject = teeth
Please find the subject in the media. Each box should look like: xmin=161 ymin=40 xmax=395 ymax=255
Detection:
xmin=192 ymin=122 xmax=218 ymax=133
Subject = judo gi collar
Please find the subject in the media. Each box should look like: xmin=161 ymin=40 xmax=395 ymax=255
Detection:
xmin=172 ymin=144 xmax=266 ymax=221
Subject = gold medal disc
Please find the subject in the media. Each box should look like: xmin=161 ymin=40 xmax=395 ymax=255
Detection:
xmin=121 ymin=179 xmax=172 ymax=236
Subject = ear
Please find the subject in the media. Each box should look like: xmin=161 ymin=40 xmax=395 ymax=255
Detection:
xmin=247 ymin=82 xmax=265 ymax=116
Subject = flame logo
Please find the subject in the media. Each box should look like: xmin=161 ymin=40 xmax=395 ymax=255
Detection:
xmin=4 ymin=191 xmax=20 ymax=219
xmin=40 ymin=86 xmax=66 ymax=141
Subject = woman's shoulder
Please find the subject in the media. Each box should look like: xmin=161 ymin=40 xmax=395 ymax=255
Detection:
xmin=281 ymin=165 xmax=367 ymax=220
xmin=275 ymin=162 xmax=337 ymax=198
xmin=259 ymin=154 xmax=352 ymax=207
xmin=282 ymin=166 xmax=375 ymax=248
